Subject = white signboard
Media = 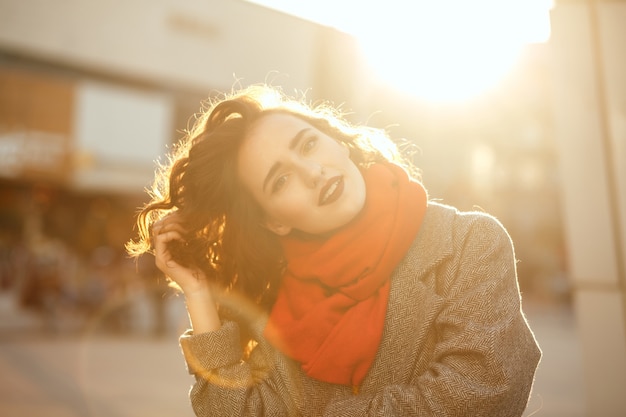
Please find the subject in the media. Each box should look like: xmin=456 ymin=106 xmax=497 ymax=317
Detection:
xmin=73 ymin=81 xmax=173 ymax=193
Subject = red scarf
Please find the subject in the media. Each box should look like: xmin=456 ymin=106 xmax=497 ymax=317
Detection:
xmin=264 ymin=163 xmax=427 ymax=386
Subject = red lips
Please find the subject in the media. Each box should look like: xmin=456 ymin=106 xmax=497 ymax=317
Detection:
xmin=319 ymin=176 xmax=344 ymax=205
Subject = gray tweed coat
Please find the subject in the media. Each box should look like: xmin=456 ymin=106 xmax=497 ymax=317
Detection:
xmin=179 ymin=202 xmax=541 ymax=416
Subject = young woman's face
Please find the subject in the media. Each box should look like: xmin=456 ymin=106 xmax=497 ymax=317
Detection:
xmin=237 ymin=112 xmax=366 ymax=236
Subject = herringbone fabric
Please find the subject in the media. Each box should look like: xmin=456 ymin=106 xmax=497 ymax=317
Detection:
xmin=179 ymin=202 xmax=541 ymax=416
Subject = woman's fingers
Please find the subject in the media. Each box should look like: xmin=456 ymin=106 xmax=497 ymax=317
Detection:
xmin=149 ymin=214 xmax=210 ymax=294
xmin=151 ymin=215 xmax=188 ymax=271
xmin=154 ymin=229 xmax=184 ymax=246
xmin=152 ymin=216 xmax=187 ymax=235
xmin=151 ymin=215 xmax=187 ymax=249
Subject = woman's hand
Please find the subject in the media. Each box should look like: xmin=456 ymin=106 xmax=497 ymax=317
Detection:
xmin=152 ymin=212 xmax=221 ymax=333
xmin=151 ymin=212 xmax=208 ymax=295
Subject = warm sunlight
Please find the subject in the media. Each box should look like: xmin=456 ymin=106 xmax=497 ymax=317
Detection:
xmin=246 ymin=0 xmax=552 ymax=102
xmin=354 ymin=1 xmax=552 ymax=102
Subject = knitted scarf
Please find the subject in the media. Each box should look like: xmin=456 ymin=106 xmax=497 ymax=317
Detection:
xmin=264 ymin=163 xmax=427 ymax=386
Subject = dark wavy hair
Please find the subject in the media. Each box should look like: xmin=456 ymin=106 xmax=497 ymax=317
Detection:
xmin=127 ymin=85 xmax=417 ymax=314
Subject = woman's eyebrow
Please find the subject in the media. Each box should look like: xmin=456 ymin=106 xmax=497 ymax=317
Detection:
xmin=262 ymin=128 xmax=311 ymax=193
xmin=288 ymin=128 xmax=310 ymax=150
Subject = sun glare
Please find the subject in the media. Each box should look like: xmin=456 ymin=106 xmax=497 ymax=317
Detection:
xmin=247 ymin=0 xmax=553 ymax=102
xmin=352 ymin=1 xmax=553 ymax=102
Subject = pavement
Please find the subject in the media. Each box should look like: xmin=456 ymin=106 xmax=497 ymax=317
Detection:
xmin=523 ymin=301 xmax=586 ymax=417
xmin=0 ymin=294 xmax=586 ymax=417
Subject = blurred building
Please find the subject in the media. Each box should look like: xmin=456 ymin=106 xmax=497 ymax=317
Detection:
xmin=0 ymin=0 xmax=329 ymax=193
xmin=549 ymin=1 xmax=626 ymax=415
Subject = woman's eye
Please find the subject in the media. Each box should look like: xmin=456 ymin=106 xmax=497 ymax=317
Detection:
xmin=302 ymin=136 xmax=317 ymax=154
xmin=272 ymin=175 xmax=288 ymax=193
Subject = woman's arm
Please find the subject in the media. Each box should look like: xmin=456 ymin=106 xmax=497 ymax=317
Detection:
xmin=183 ymin=289 xmax=221 ymax=334
xmin=181 ymin=311 xmax=353 ymax=416
xmin=181 ymin=319 xmax=308 ymax=416
xmin=324 ymin=214 xmax=541 ymax=416
xmin=153 ymin=214 xmax=322 ymax=416
xmin=151 ymin=213 xmax=221 ymax=334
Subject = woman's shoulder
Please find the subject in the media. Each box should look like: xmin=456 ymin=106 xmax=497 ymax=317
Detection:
xmin=402 ymin=201 xmax=513 ymax=273
xmin=423 ymin=200 xmax=510 ymax=240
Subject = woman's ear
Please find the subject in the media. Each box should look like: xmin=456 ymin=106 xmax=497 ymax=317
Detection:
xmin=263 ymin=218 xmax=292 ymax=236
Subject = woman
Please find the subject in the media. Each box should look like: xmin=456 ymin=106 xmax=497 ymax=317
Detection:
xmin=128 ymin=85 xmax=541 ymax=416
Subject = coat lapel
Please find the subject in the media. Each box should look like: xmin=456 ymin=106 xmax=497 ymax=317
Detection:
xmin=361 ymin=202 xmax=456 ymax=389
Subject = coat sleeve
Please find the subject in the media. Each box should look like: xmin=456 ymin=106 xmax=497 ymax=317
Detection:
xmin=323 ymin=214 xmax=541 ymax=417
xmin=180 ymin=320 xmax=294 ymax=416
xmin=180 ymin=318 xmax=345 ymax=416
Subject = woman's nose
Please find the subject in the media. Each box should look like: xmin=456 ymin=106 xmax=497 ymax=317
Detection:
xmin=297 ymin=159 xmax=323 ymax=187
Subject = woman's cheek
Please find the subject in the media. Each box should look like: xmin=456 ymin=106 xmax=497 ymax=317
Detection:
xmin=274 ymin=193 xmax=309 ymax=221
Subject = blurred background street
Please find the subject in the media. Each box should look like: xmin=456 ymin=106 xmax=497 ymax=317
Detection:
xmin=0 ymin=299 xmax=194 ymax=417
xmin=0 ymin=0 xmax=625 ymax=415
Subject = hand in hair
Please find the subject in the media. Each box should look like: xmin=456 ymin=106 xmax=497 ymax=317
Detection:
xmin=152 ymin=212 xmax=221 ymax=333
xmin=151 ymin=212 xmax=209 ymax=295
